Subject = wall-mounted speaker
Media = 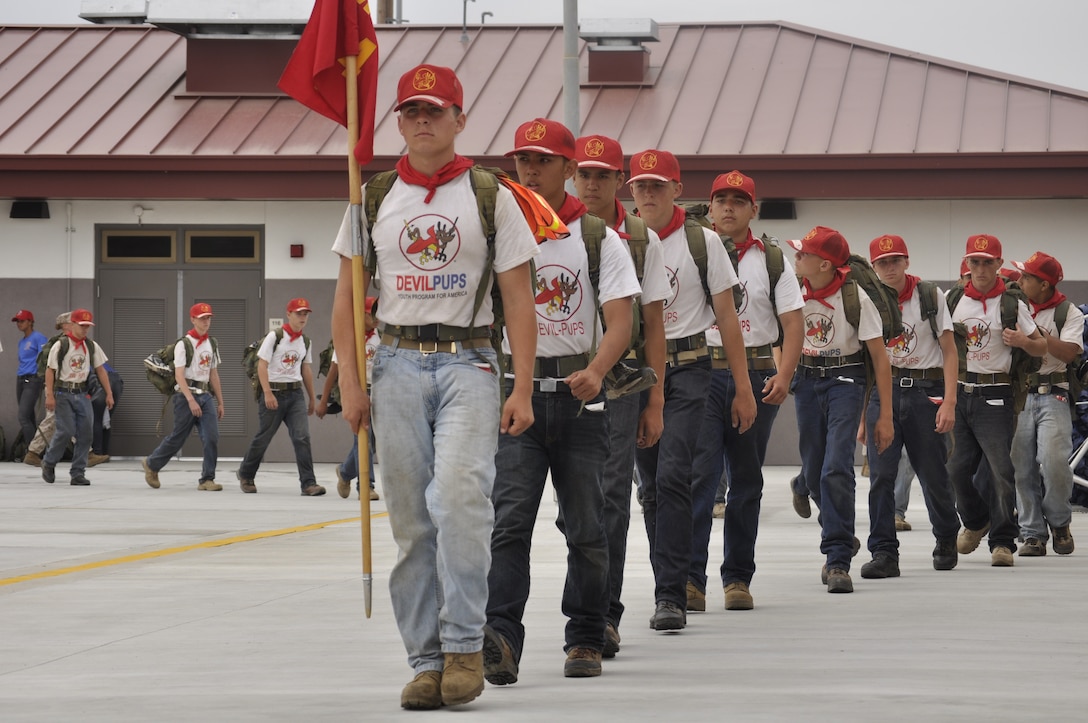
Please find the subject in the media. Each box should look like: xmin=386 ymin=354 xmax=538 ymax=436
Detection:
xmin=759 ymin=199 xmax=796 ymax=220
xmin=10 ymin=199 xmax=51 ymax=219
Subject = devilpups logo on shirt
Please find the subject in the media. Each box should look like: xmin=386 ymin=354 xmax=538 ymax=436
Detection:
xmin=804 ymin=312 xmax=835 ymax=349
xmin=281 ymin=350 xmax=303 ymax=370
xmin=887 ymin=324 xmax=918 ymax=360
xmin=961 ymin=316 xmax=993 ymax=360
xmin=197 ymin=351 xmax=213 ymax=370
xmin=534 ymin=264 xmax=586 ymax=336
xmin=394 ymin=213 xmax=469 ymax=298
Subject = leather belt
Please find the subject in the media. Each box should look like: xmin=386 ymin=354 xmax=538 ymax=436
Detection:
xmin=666 ymin=333 xmax=706 ymax=354
xmin=269 ymin=381 xmax=302 ymax=391
xmin=666 ymin=350 xmax=710 ymax=368
xmin=55 ymin=382 xmax=88 ymax=393
xmin=709 ymin=348 xmax=777 ymax=372
xmin=893 ymin=367 xmax=943 ymax=388
xmin=381 ymin=333 xmax=491 ymax=354
xmin=532 ymin=379 xmax=572 ymax=394
xmin=796 ymin=363 xmax=864 ymax=379
xmin=380 ymin=323 xmax=490 ymax=342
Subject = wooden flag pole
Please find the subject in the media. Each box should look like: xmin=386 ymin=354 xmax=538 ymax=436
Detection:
xmin=344 ymin=53 xmax=373 ymax=619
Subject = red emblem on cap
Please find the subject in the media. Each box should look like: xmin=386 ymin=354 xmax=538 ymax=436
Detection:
xmin=412 ymin=67 xmax=437 ymax=92
xmin=639 ymin=152 xmax=659 ymax=170
xmin=1027 ymin=252 xmax=1040 ymax=263
xmin=584 ymin=138 xmax=605 ymax=158
xmin=972 ymin=235 xmax=989 ymax=251
xmin=726 ymin=172 xmax=744 ymax=187
xmin=803 ymin=228 xmax=818 ymax=241
xmin=879 ymin=237 xmax=894 ymax=252
xmin=526 ymin=121 xmax=547 ymax=142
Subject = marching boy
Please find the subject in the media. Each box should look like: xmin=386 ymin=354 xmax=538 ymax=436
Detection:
xmin=143 ymin=303 xmax=225 ymax=491
xmin=788 ymin=228 xmax=893 ymax=593
xmin=41 ymin=309 xmax=113 ymax=486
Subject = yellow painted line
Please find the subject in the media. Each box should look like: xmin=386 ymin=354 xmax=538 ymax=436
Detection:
xmin=0 ymin=512 xmax=389 ymax=588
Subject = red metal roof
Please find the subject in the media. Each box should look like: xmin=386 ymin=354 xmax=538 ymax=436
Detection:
xmin=2 ymin=21 xmax=1087 ymax=200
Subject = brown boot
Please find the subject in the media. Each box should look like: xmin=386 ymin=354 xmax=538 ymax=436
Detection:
xmin=441 ymin=651 xmax=484 ymax=706
xmin=400 ymin=670 xmax=442 ymax=710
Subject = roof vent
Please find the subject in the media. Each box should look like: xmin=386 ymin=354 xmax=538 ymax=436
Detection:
xmin=579 ymin=18 xmax=659 ymax=85
xmin=79 ymin=0 xmax=149 ymax=25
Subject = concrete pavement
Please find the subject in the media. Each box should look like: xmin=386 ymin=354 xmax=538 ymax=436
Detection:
xmin=1 ymin=459 xmax=1086 ymax=721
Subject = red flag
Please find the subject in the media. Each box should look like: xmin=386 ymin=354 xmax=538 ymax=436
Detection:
xmin=278 ymin=0 xmax=379 ymax=165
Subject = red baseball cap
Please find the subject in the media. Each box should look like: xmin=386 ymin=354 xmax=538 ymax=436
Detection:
xmin=869 ymin=234 xmax=909 ymax=263
xmin=575 ymin=135 xmax=624 ymax=171
xmin=190 ymin=302 xmax=213 ymax=318
xmin=394 ymin=64 xmax=464 ymax=112
xmin=1013 ymin=252 xmax=1063 ymax=286
xmin=506 ymin=118 xmax=576 ymax=159
xmin=627 ymin=149 xmax=681 ymax=184
xmin=787 ymin=226 xmax=851 ymax=267
xmin=11 ymin=309 xmax=33 ymax=322
xmin=710 ymin=171 xmax=755 ymax=203
xmin=71 ymin=308 xmax=95 ymax=326
xmin=287 ymin=298 xmax=313 ymax=313
xmin=964 ymin=234 xmax=1002 ymax=260
xmin=1000 ymin=268 xmax=1021 ymax=282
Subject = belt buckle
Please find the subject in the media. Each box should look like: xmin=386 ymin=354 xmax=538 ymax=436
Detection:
xmin=899 ymin=377 xmax=914 ymax=388
xmin=1037 ymin=384 xmax=1051 ymax=395
xmin=963 ymin=383 xmax=976 ymax=394
xmin=539 ymin=378 xmax=557 ymax=393
xmin=419 ymin=339 xmax=439 ymax=355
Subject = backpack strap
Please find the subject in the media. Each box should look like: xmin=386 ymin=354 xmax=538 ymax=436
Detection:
xmin=916 ymin=280 xmax=942 ymax=340
xmin=622 ymin=215 xmax=649 ymax=282
xmin=362 ymin=170 xmax=400 ymax=276
xmin=842 ymin=279 xmax=861 ymax=332
xmin=580 ymin=213 xmax=606 ymax=294
xmin=685 ymin=219 xmax=712 ymax=306
xmin=467 ymin=167 xmax=500 ymax=329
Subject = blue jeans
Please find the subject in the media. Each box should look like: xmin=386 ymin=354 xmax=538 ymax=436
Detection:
xmin=339 ymin=428 xmax=376 ymax=490
xmin=147 ymin=392 xmax=220 ymax=481
xmin=690 ymin=368 xmax=779 ymax=590
xmin=946 ymin=387 xmax=1018 ymax=551
xmin=43 ymin=389 xmax=92 ymax=476
xmin=488 ymin=387 xmax=610 ymax=658
xmin=600 ymin=392 xmax=640 ymax=629
xmin=16 ymin=375 xmax=43 ymax=449
xmin=371 ymin=344 xmax=501 ymax=673
xmin=1013 ymin=391 xmax=1074 ymax=540
xmin=238 ymin=388 xmax=315 ymax=488
xmin=893 ymin=454 xmax=915 ymax=518
xmin=635 ymin=361 xmax=710 ymax=607
xmin=865 ymin=383 xmax=960 ymax=554
xmin=793 ymin=367 xmax=866 ymax=571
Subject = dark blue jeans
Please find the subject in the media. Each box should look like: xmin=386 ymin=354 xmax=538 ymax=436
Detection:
xmin=16 ymin=375 xmax=43 ymax=449
xmin=339 ymin=428 xmax=376 ymax=490
xmin=865 ymin=382 xmax=960 ymax=554
xmin=793 ymin=367 xmax=866 ymax=571
xmin=635 ymin=361 xmax=710 ymax=608
xmin=690 ymin=368 xmax=779 ymax=590
xmin=487 ymin=389 xmax=610 ymax=659
xmin=238 ymin=388 xmax=316 ymax=488
xmin=601 ymin=392 xmax=640 ymax=629
xmin=147 ymin=392 xmax=220 ymax=482
xmin=43 ymin=389 xmax=93 ymax=476
xmin=946 ymin=386 xmax=1018 ymax=551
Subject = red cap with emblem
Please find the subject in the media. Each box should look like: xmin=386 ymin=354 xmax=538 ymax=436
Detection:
xmin=869 ymin=234 xmax=909 ymax=263
xmin=1013 ymin=252 xmax=1063 ymax=286
xmin=190 ymin=303 xmax=213 ymax=318
xmin=710 ymin=171 xmax=755 ymax=204
xmin=787 ymin=226 xmax=851 ymax=267
xmin=627 ymin=149 xmax=681 ymax=184
xmin=963 ymin=234 xmax=1002 ymax=260
xmin=394 ymin=65 xmax=464 ymax=111
xmin=575 ymin=135 xmax=624 ymax=171
xmin=506 ymin=118 xmax=577 ymax=159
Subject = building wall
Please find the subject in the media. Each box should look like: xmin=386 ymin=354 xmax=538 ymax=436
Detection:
xmin=3 ymin=197 xmax=1087 ymax=465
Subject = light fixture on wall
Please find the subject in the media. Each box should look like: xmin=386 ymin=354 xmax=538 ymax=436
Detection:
xmin=10 ymin=199 xmax=50 ymax=219
xmin=759 ymin=199 xmax=797 ymax=220
xmin=134 ymin=204 xmax=153 ymax=226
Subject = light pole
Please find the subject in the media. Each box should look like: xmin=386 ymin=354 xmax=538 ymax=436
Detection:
xmin=461 ymin=0 xmax=475 ymax=44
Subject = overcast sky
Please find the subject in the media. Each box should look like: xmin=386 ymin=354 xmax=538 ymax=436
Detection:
xmin=6 ymin=0 xmax=1087 ymax=92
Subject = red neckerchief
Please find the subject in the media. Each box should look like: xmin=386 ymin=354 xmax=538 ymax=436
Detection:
xmin=733 ymin=229 xmax=764 ymax=261
xmin=282 ymin=324 xmax=304 ymax=342
xmin=1030 ymin=290 xmax=1067 ymax=318
xmin=187 ymin=329 xmax=209 ymax=345
xmin=394 ymin=154 xmax=475 ymax=204
xmin=555 ymin=193 xmax=589 ymax=226
xmin=612 ymin=199 xmax=631 ymax=240
xmin=963 ymin=277 xmax=1006 ymax=314
xmin=654 ymin=205 xmax=687 ymax=240
xmin=65 ymin=332 xmax=86 ymax=354
xmin=898 ymin=274 xmax=920 ymax=310
xmin=802 ymin=268 xmax=849 ymax=310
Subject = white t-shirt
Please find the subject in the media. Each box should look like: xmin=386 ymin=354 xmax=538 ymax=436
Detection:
xmin=503 ymin=216 xmax=641 ymax=361
xmin=886 ymin=283 xmax=954 ymax=371
xmin=950 ymin=290 xmax=1037 ymax=375
xmin=660 ymin=222 xmax=740 ymax=340
xmin=48 ymin=337 xmax=107 ymax=384
xmin=331 ymin=172 xmax=539 ymax=328
xmin=258 ymin=331 xmax=311 ymax=383
xmin=1033 ymin=302 xmax=1084 ymax=383
xmin=177 ymin=336 xmax=219 ymax=384
xmin=800 ymin=285 xmax=883 ymax=360
xmin=617 ymin=219 xmax=672 ymax=306
xmin=331 ymin=334 xmax=379 ymax=386
xmin=707 ymin=241 xmax=805 ymax=349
